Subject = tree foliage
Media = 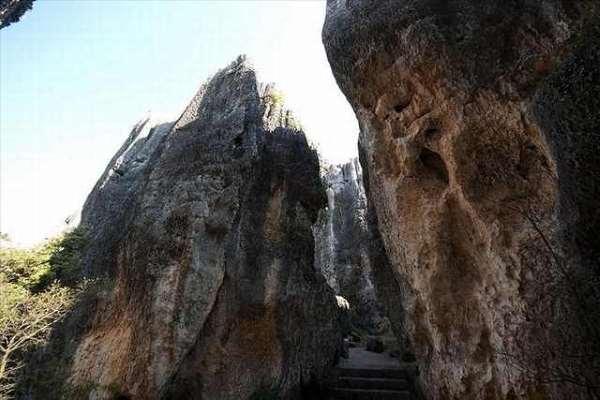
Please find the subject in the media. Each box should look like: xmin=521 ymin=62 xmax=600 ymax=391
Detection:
xmin=0 ymin=226 xmax=87 ymax=291
xmin=0 ymin=280 xmax=75 ymax=398
xmin=0 ymin=227 xmax=87 ymax=399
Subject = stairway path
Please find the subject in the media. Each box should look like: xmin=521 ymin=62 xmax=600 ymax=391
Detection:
xmin=328 ymin=347 xmax=418 ymax=400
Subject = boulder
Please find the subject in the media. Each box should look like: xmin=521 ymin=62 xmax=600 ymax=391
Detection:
xmin=323 ymin=1 xmax=600 ymax=399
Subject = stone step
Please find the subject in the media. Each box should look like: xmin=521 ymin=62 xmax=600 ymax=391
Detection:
xmin=331 ymin=388 xmax=411 ymax=400
xmin=337 ymin=377 xmax=409 ymax=390
xmin=336 ymin=367 xmax=409 ymax=379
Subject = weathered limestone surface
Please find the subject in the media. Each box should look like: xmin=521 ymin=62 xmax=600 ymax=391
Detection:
xmin=72 ymin=57 xmax=341 ymax=400
xmin=0 ymin=0 xmax=34 ymax=29
xmin=323 ymin=2 xmax=600 ymax=399
xmin=81 ymin=117 xmax=173 ymax=277
xmin=314 ymin=158 xmax=386 ymax=333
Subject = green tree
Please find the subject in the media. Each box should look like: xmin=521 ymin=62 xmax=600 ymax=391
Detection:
xmin=0 ymin=278 xmax=76 ymax=399
xmin=0 ymin=227 xmax=87 ymax=292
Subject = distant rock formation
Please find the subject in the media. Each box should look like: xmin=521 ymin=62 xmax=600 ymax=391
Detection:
xmin=0 ymin=0 xmax=35 ymax=29
xmin=323 ymin=1 xmax=600 ymax=399
xmin=66 ymin=56 xmax=341 ymax=400
xmin=314 ymin=158 xmax=386 ymax=333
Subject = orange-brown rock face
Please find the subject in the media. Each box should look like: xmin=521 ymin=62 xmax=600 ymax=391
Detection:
xmin=323 ymin=2 xmax=600 ymax=399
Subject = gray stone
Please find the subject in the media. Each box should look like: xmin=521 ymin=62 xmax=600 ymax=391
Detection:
xmin=0 ymin=0 xmax=34 ymax=29
xmin=71 ymin=56 xmax=342 ymax=400
xmin=80 ymin=116 xmax=173 ymax=277
xmin=323 ymin=1 xmax=600 ymax=399
xmin=313 ymin=158 xmax=386 ymax=334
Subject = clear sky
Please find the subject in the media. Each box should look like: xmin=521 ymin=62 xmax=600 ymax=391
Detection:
xmin=0 ymin=0 xmax=359 ymax=246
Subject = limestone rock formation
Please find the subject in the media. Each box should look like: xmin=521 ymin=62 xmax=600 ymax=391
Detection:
xmin=81 ymin=116 xmax=173 ymax=277
xmin=323 ymin=1 xmax=600 ymax=399
xmin=70 ymin=56 xmax=341 ymax=400
xmin=313 ymin=158 xmax=386 ymax=333
xmin=0 ymin=0 xmax=35 ymax=29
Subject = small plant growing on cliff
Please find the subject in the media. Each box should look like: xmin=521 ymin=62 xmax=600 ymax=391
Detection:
xmin=265 ymin=88 xmax=285 ymax=108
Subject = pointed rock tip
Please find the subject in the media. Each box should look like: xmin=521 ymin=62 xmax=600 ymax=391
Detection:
xmin=133 ymin=111 xmax=173 ymax=132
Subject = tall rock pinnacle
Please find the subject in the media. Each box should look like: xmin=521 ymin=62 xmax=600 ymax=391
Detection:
xmin=59 ymin=56 xmax=342 ymax=400
xmin=323 ymin=2 xmax=600 ymax=399
xmin=0 ymin=0 xmax=35 ymax=29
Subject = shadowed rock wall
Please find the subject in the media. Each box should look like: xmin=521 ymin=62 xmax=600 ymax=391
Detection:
xmin=70 ymin=57 xmax=341 ymax=400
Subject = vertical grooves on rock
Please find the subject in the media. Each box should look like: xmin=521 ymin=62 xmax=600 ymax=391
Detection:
xmin=323 ymin=2 xmax=600 ymax=398
xmin=65 ymin=56 xmax=341 ymax=400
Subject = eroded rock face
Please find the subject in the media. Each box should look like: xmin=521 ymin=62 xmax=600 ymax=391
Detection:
xmin=81 ymin=117 xmax=173 ymax=277
xmin=323 ymin=2 xmax=600 ymax=399
xmin=0 ymin=0 xmax=35 ymax=29
xmin=73 ymin=57 xmax=341 ymax=400
xmin=314 ymin=158 xmax=386 ymax=333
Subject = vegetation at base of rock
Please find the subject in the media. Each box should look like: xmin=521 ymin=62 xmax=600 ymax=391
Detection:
xmin=0 ymin=227 xmax=88 ymax=399
xmin=14 ymin=278 xmax=112 ymax=400
xmin=0 ymin=282 xmax=74 ymax=398
xmin=264 ymin=88 xmax=285 ymax=108
xmin=0 ymin=227 xmax=87 ymax=291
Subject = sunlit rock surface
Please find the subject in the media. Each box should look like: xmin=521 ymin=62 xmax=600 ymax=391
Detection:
xmin=323 ymin=1 xmax=600 ymax=399
xmin=72 ymin=56 xmax=341 ymax=400
xmin=313 ymin=158 xmax=386 ymax=333
xmin=81 ymin=116 xmax=174 ymax=278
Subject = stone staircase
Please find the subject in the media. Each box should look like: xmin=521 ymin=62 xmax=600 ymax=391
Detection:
xmin=328 ymin=348 xmax=417 ymax=400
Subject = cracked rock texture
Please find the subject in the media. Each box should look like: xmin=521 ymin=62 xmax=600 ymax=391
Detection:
xmin=313 ymin=158 xmax=386 ymax=333
xmin=81 ymin=116 xmax=173 ymax=278
xmin=0 ymin=0 xmax=35 ymax=29
xmin=323 ymin=1 xmax=600 ymax=399
xmin=72 ymin=56 xmax=341 ymax=400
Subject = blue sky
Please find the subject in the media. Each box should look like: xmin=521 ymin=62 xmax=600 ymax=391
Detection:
xmin=0 ymin=0 xmax=358 ymax=246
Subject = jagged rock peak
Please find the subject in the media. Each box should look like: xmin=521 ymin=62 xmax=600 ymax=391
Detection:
xmin=323 ymin=2 xmax=600 ymax=399
xmin=175 ymin=55 xmax=301 ymax=135
xmin=80 ymin=56 xmax=312 ymax=279
xmin=314 ymin=157 xmax=386 ymax=333
xmin=80 ymin=114 xmax=173 ymax=276
xmin=322 ymin=158 xmax=366 ymax=207
xmin=58 ymin=56 xmax=341 ymax=400
xmin=0 ymin=0 xmax=35 ymax=29
xmin=259 ymin=82 xmax=302 ymax=132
